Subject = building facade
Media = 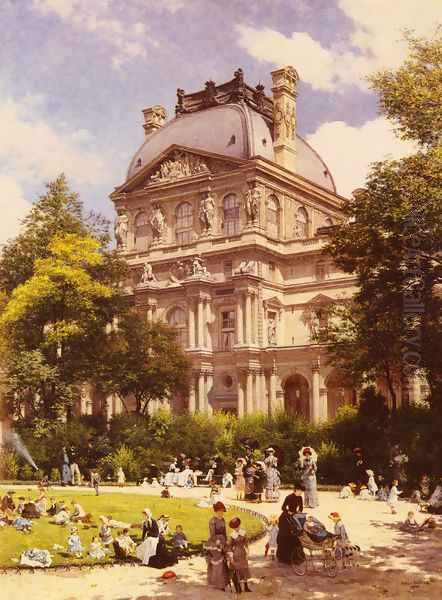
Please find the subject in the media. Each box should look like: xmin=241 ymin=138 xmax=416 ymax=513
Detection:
xmin=107 ymin=66 xmax=360 ymax=423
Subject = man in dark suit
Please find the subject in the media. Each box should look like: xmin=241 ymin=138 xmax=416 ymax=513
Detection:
xmin=282 ymin=484 xmax=304 ymax=514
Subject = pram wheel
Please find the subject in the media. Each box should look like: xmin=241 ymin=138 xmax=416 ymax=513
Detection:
xmin=291 ymin=559 xmax=307 ymax=576
xmin=324 ymin=552 xmax=337 ymax=578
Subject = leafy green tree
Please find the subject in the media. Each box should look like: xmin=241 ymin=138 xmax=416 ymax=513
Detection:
xmin=0 ymin=233 xmax=123 ymax=419
xmin=97 ymin=311 xmax=190 ymax=415
xmin=0 ymin=174 xmax=111 ymax=294
xmin=368 ymin=31 xmax=442 ymax=147
xmin=324 ymin=32 xmax=442 ymax=406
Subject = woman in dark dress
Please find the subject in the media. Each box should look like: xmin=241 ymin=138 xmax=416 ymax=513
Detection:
xmin=282 ymin=484 xmax=304 ymax=513
xmin=243 ymin=461 xmax=256 ymax=502
xmin=276 ymin=509 xmax=305 ymax=565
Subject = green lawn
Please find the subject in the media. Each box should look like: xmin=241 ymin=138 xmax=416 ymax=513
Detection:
xmin=0 ymin=488 xmax=263 ymax=568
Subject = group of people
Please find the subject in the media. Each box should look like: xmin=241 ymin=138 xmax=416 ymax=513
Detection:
xmin=204 ymin=501 xmax=252 ymax=594
xmin=0 ymin=489 xmax=54 ymax=531
xmin=233 ymin=446 xmax=282 ymax=503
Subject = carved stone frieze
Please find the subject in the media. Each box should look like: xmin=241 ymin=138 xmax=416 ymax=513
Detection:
xmin=145 ymin=150 xmax=239 ymax=187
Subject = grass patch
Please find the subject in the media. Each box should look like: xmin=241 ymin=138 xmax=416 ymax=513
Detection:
xmin=0 ymin=488 xmax=263 ymax=568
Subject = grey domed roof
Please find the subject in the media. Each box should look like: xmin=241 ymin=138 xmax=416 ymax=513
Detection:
xmin=127 ymin=103 xmax=335 ymax=192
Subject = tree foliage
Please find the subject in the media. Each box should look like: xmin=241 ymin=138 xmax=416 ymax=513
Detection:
xmin=96 ymin=311 xmax=190 ymax=414
xmin=324 ymin=32 xmax=442 ymax=407
xmin=368 ymin=31 xmax=442 ymax=147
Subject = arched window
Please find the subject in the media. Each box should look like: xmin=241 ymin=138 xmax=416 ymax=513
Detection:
xmin=223 ymin=194 xmax=240 ymax=236
xmin=267 ymin=194 xmax=280 ymax=238
xmin=134 ymin=212 xmax=149 ymax=250
xmin=175 ymin=202 xmax=193 ymax=245
xmin=167 ymin=306 xmax=187 ymax=347
xmin=324 ymin=217 xmax=333 ymax=227
xmin=295 ymin=206 xmax=309 ymax=238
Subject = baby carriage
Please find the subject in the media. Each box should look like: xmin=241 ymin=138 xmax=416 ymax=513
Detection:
xmin=294 ymin=531 xmax=339 ymax=577
xmin=289 ymin=514 xmax=338 ymax=578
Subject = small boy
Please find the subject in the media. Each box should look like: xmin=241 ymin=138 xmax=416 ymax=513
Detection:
xmin=222 ymin=472 xmax=234 ymax=488
xmin=172 ymin=524 xmax=188 ymax=549
xmin=227 ymin=517 xmax=251 ymax=593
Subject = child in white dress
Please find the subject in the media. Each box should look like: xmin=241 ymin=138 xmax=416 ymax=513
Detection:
xmin=264 ymin=516 xmax=279 ymax=560
xmin=388 ymin=480 xmax=401 ymax=514
xmin=366 ymin=470 xmax=378 ymax=497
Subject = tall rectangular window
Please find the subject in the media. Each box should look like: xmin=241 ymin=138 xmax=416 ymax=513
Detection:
xmin=221 ymin=309 xmax=235 ymax=350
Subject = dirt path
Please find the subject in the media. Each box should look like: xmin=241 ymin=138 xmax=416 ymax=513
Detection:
xmin=2 ymin=486 xmax=442 ymax=600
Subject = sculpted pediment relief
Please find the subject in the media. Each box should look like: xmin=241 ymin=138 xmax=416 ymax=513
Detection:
xmin=144 ymin=148 xmax=242 ymax=187
xmin=116 ymin=145 xmax=247 ymax=194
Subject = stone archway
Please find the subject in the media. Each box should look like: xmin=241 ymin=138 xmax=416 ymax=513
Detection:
xmin=326 ymin=370 xmax=356 ymax=419
xmin=284 ymin=374 xmax=310 ymax=420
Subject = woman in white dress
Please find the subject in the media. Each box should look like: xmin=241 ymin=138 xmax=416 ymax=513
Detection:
xmin=136 ymin=509 xmax=160 ymax=566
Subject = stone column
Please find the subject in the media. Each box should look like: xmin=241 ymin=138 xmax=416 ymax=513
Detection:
xmin=188 ymin=376 xmax=196 ymax=414
xmin=312 ymin=362 xmax=321 ymax=424
xmin=251 ymin=294 xmax=257 ymax=344
xmin=105 ymin=394 xmax=113 ymax=422
xmin=236 ymin=294 xmax=243 ymax=345
xmin=205 ymin=299 xmax=212 ymax=350
xmin=245 ymin=293 xmax=252 ymax=345
xmin=147 ymin=303 xmax=153 ymax=322
xmin=269 ymin=367 xmax=277 ymax=414
xmin=246 ymin=370 xmax=253 ymax=414
xmin=188 ymin=300 xmax=195 ymax=348
xmin=319 ymin=388 xmax=328 ymax=420
xmin=237 ymin=373 xmax=245 ymax=418
xmin=198 ymin=371 xmax=205 ymax=412
xmin=206 ymin=373 xmax=214 ymax=415
xmin=197 ymin=298 xmax=204 ymax=348
xmin=259 ymin=371 xmax=267 ymax=413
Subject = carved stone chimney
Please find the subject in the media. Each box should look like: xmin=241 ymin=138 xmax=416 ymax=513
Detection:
xmin=142 ymin=105 xmax=167 ymax=135
xmin=271 ymin=66 xmax=299 ymax=172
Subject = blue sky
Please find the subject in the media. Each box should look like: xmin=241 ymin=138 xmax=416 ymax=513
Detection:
xmin=1 ymin=0 xmax=440 ymax=244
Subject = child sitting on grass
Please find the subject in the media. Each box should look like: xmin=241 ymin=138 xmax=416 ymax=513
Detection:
xmin=67 ymin=527 xmax=84 ymax=557
xmin=89 ymin=536 xmax=106 ymax=560
xmin=172 ymin=524 xmax=188 ymax=550
xmin=401 ymin=510 xmax=436 ymax=532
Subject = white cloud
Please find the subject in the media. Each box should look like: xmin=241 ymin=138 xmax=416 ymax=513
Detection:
xmin=0 ymin=91 xmax=109 ymax=244
xmin=237 ymin=0 xmax=442 ymax=91
xmin=0 ymin=93 xmax=105 ymax=186
xmin=32 ymin=0 xmax=151 ymax=68
xmin=307 ymin=117 xmax=418 ymax=197
xmin=0 ymin=177 xmax=32 ymax=246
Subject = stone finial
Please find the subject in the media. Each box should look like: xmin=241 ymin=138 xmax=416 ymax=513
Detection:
xmin=142 ymin=105 xmax=167 ymax=135
xmin=271 ymin=65 xmax=299 ymax=96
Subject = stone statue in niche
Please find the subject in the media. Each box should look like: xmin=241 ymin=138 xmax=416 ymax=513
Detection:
xmin=114 ymin=212 xmax=129 ymax=250
xmin=274 ymin=100 xmax=295 ymax=141
xmin=267 ymin=313 xmax=277 ymax=345
xmin=284 ymin=106 xmax=296 ymax=140
xmin=244 ymin=185 xmax=261 ymax=224
xmin=199 ymin=191 xmax=216 ymax=234
xmin=140 ymin=261 xmax=157 ymax=285
xmin=235 ymin=259 xmax=256 ymax=275
xmin=150 ymin=203 xmax=166 ymax=242
xmin=190 ymin=255 xmax=210 ymax=278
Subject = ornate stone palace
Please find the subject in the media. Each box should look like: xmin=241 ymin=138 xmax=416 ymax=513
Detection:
xmin=106 ymin=65 xmax=363 ymax=423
